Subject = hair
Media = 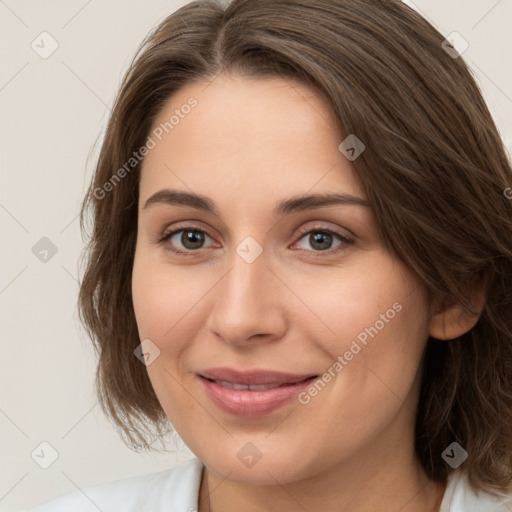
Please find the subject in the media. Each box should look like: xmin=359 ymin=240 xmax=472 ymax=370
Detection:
xmin=78 ymin=0 xmax=512 ymax=497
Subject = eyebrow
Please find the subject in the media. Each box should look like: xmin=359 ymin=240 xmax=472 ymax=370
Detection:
xmin=143 ymin=189 xmax=370 ymax=216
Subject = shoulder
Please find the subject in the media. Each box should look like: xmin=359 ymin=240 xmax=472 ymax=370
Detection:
xmin=17 ymin=457 xmax=203 ymax=512
xmin=440 ymin=470 xmax=512 ymax=512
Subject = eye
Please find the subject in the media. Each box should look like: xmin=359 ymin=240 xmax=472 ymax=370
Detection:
xmin=158 ymin=223 xmax=354 ymax=257
xmin=292 ymin=225 xmax=354 ymax=255
xmin=159 ymin=226 xmax=216 ymax=255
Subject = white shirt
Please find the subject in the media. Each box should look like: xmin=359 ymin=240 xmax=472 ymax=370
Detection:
xmin=17 ymin=457 xmax=512 ymax=511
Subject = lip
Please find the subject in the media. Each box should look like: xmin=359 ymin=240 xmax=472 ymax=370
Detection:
xmin=197 ymin=367 xmax=317 ymax=417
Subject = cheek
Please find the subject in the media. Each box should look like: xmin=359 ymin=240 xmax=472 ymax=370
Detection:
xmin=132 ymin=246 xmax=194 ymax=339
xmin=131 ymin=248 xmax=206 ymax=420
xmin=131 ymin=246 xmax=221 ymax=364
xmin=295 ymin=257 xmax=430 ymax=402
xmin=305 ymin=267 xmax=429 ymax=416
xmin=283 ymin=255 xmax=428 ymax=358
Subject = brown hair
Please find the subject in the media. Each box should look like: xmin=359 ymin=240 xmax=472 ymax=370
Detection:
xmin=78 ymin=0 xmax=512 ymax=496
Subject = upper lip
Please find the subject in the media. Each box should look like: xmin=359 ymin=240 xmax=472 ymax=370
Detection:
xmin=198 ymin=367 xmax=318 ymax=386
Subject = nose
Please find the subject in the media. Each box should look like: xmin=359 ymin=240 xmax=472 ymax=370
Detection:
xmin=205 ymin=243 xmax=287 ymax=348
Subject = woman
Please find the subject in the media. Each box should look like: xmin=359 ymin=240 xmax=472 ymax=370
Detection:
xmin=22 ymin=0 xmax=512 ymax=511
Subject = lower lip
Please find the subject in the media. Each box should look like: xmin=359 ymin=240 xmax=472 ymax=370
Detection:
xmin=198 ymin=376 xmax=315 ymax=417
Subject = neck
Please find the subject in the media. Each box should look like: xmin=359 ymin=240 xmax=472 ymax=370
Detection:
xmin=198 ymin=457 xmax=446 ymax=512
xmin=198 ymin=371 xmax=446 ymax=512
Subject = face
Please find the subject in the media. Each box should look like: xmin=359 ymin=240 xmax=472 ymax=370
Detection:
xmin=132 ymin=73 xmax=432 ymax=485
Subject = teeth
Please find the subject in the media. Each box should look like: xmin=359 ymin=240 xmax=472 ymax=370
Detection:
xmin=214 ymin=379 xmax=279 ymax=391
xmin=249 ymin=384 xmax=275 ymax=390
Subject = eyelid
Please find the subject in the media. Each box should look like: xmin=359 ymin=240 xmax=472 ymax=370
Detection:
xmin=158 ymin=221 xmax=355 ymax=256
xmin=158 ymin=222 xmax=218 ymax=252
xmin=158 ymin=220 xmax=212 ymax=241
xmin=293 ymin=223 xmax=353 ymax=242
xmin=290 ymin=223 xmax=354 ymax=255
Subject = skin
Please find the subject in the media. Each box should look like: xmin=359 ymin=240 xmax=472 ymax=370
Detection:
xmin=132 ymin=73 xmax=482 ymax=512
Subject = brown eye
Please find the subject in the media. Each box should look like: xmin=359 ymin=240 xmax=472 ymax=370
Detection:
xmin=304 ymin=231 xmax=336 ymax=251
xmin=160 ymin=228 xmax=215 ymax=254
xmin=293 ymin=226 xmax=354 ymax=255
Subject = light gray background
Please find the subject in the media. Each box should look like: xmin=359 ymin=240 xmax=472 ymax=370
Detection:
xmin=1 ymin=1 xmax=511 ymax=511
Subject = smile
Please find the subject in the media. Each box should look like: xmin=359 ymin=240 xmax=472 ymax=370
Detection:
xmin=209 ymin=380 xmax=289 ymax=391
xmin=197 ymin=367 xmax=318 ymax=417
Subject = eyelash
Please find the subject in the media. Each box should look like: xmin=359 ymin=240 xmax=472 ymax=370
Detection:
xmin=158 ymin=223 xmax=355 ymax=258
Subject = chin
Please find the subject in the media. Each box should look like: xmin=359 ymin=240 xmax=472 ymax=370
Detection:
xmin=194 ymin=437 xmax=319 ymax=486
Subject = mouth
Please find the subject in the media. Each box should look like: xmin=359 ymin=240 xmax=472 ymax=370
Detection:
xmin=202 ymin=379 xmax=309 ymax=391
xmin=197 ymin=367 xmax=318 ymax=417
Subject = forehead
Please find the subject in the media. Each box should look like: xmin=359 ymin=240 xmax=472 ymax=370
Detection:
xmin=139 ymin=74 xmax=365 ymax=208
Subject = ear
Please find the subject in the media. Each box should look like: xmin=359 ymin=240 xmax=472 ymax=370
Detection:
xmin=428 ymin=285 xmax=487 ymax=340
